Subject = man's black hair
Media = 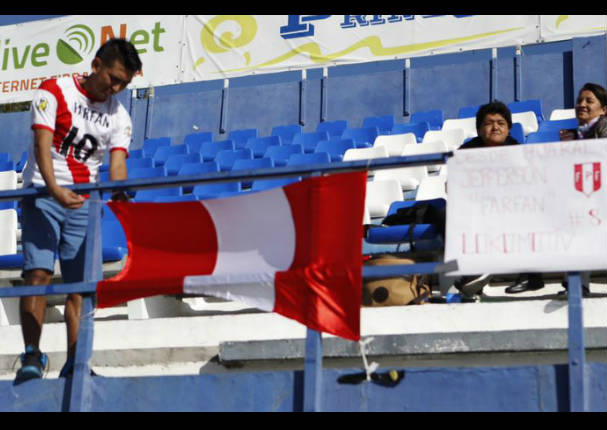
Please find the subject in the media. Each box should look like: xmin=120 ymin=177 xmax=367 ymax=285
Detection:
xmin=579 ymin=82 xmax=607 ymax=108
xmin=475 ymin=100 xmax=512 ymax=130
xmin=95 ymin=38 xmax=142 ymax=73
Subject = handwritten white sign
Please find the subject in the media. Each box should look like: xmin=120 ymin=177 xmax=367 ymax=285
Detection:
xmin=444 ymin=140 xmax=607 ymax=275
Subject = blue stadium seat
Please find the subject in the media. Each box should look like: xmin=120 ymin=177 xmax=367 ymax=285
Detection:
xmin=525 ymin=130 xmax=561 ymax=144
xmin=102 ymin=220 xmax=128 ymax=262
xmin=129 ymin=148 xmax=144 ymax=159
xmin=177 ymin=161 xmax=219 ymax=193
xmin=129 ymin=166 xmax=167 ymax=178
xmin=362 ymin=115 xmax=394 ymax=135
xmin=0 ymin=160 xmax=15 ymax=172
xmin=391 ymin=122 xmax=430 ymax=142
xmin=538 ymin=118 xmax=578 ymax=133
xmin=228 ymin=129 xmax=258 ymax=149
xmin=0 ymin=200 xmax=18 ymax=210
xmin=232 ymin=157 xmax=275 ymax=188
xmin=508 ymin=99 xmax=544 ymax=123
xmin=271 ymin=124 xmax=302 ymax=144
xmin=292 ymin=131 xmax=330 ymax=153
xmin=153 ymin=194 xmax=199 ymax=202
xmin=245 ymin=136 xmax=282 ymax=158
xmin=153 ymin=144 xmax=188 ymax=167
xmin=314 ymin=139 xmax=355 ymax=162
xmin=316 ymin=120 xmax=348 ymax=138
xmin=215 ymin=148 xmax=252 ymax=171
xmin=458 ymin=105 xmax=480 ymax=118
xmin=193 ymin=181 xmax=242 ymax=200
xmin=126 ymin=157 xmax=153 ymax=171
xmin=287 ymin=152 xmax=331 ymax=166
xmin=510 ymin=123 xmax=525 ymax=144
xmin=251 ymin=177 xmax=301 ymax=192
xmin=0 ymin=253 xmax=24 ymax=269
xmin=342 ymin=127 xmax=379 ymax=147
xmin=200 ymin=140 xmax=235 ymax=162
xmin=264 ymin=144 xmax=303 ymax=167
xmin=410 ymin=110 xmax=444 ymax=130
xmin=164 ymin=152 xmax=202 ymax=176
xmin=134 ymin=186 xmax=183 ymax=202
xmin=184 ymin=132 xmax=214 ymax=153
xmin=142 ymin=137 xmax=171 ymax=158
xmin=15 ymin=151 xmax=27 ymax=173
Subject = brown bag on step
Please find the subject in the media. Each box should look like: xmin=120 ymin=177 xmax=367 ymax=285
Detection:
xmin=362 ymin=255 xmax=431 ymax=307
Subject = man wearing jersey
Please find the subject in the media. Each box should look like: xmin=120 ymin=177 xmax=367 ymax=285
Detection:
xmin=15 ymin=39 xmax=142 ymax=385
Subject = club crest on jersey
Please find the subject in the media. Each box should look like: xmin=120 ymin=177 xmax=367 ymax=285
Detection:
xmin=574 ymin=162 xmax=601 ymax=197
xmin=37 ymin=98 xmax=48 ymax=112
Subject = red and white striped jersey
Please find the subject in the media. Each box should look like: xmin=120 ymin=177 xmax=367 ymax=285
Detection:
xmin=22 ymin=76 xmax=132 ymax=187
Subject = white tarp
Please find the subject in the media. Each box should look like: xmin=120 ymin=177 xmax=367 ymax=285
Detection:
xmin=444 ymin=140 xmax=607 ymax=275
xmin=0 ymin=15 xmax=604 ymax=103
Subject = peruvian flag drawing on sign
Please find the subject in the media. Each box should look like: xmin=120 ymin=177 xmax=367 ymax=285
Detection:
xmin=97 ymin=171 xmax=367 ymax=341
xmin=574 ymin=162 xmax=601 ymax=197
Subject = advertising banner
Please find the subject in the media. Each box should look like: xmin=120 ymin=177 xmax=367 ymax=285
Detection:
xmin=540 ymin=15 xmax=607 ymax=42
xmin=444 ymin=140 xmax=607 ymax=275
xmin=0 ymin=15 xmax=183 ymax=103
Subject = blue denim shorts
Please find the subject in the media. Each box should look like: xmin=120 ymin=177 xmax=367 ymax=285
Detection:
xmin=21 ymin=195 xmax=91 ymax=283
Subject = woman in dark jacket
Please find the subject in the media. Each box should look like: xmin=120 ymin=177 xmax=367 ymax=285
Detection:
xmin=559 ymin=82 xmax=607 ymax=140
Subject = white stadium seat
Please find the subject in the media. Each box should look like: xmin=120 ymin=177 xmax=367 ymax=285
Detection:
xmin=441 ymin=117 xmax=477 ymax=139
xmin=365 ymin=179 xmax=404 ymax=219
xmin=423 ymin=129 xmax=465 ymax=151
xmin=512 ymin=111 xmax=539 ymax=135
xmin=550 ymin=108 xmax=576 ymax=120
xmin=373 ymin=133 xmax=416 ymax=156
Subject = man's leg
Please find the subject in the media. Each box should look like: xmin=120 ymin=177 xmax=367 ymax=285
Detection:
xmin=20 ymin=269 xmax=53 ymax=349
xmin=64 ymin=293 xmax=82 ymax=358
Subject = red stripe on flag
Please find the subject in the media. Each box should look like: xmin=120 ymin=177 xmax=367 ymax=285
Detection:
xmin=274 ymin=171 xmax=367 ymax=341
xmin=97 ymin=201 xmax=218 ymax=308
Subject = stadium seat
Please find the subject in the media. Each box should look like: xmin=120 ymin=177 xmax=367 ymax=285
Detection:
xmin=264 ymin=144 xmax=303 ymax=167
xmin=423 ymin=129 xmax=465 ymax=151
xmin=200 ymin=140 xmax=235 ymax=162
xmin=342 ymin=145 xmax=389 ymax=162
xmin=442 ymin=117 xmax=477 ymax=139
xmin=510 ymin=122 xmax=525 ymax=143
xmin=134 ymin=187 xmax=184 ymax=202
xmin=164 ymin=152 xmax=202 ymax=176
xmin=177 ymin=161 xmax=219 ymax=193
xmin=391 ymin=121 xmax=430 ymax=142
xmin=538 ymin=118 xmax=578 ymax=133
xmin=0 ymin=209 xmax=18 ymax=256
xmin=142 ymin=137 xmax=171 ymax=158
xmin=525 ymin=130 xmax=561 ymax=144
xmin=129 ymin=148 xmax=144 ymax=159
xmin=153 ymin=194 xmax=199 ymax=202
xmin=415 ymin=175 xmax=447 ymax=200
xmin=508 ymin=99 xmax=544 ymax=123
xmin=232 ymin=157 xmax=275 ymax=188
xmin=550 ymin=108 xmax=576 ymax=120
xmin=314 ymin=139 xmax=356 ymax=162
xmin=362 ymin=115 xmax=394 ymax=135
xmin=129 ymin=166 xmax=167 ymax=178
xmin=373 ymin=133 xmax=417 ymax=156
xmin=316 ymin=120 xmax=348 ymax=138
xmin=292 ymin=131 xmax=330 ymax=153
xmin=0 ymin=160 xmax=15 ymax=172
xmin=228 ymin=128 xmax=258 ymax=149
xmin=365 ymin=179 xmax=403 ymax=219
xmin=251 ymin=177 xmax=301 ymax=193
xmin=126 ymin=157 xmax=153 ymax=171
xmin=193 ymin=181 xmax=242 ymax=200
xmin=342 ymin=126 xmax=379 ymax=147
xmin=457 ymin=105 xmax=480 ymax=118
xmin=0 ymin=170 xmax=17 ymax=191
xmin=287 ymin=152 xmax=331 ymax=166
xmin=373 ymin=164 xmax=428 ymax=192
xmin=215 ymin=148 xmax=252 ymax=171
xmin=15 ymin=151 xmax=27 ymax=173
xmin=402 ymin=140 xmax=449 ymax=173
xmin=271 ymin=124 xmax=302 ymax=144
xmin=511 ymin=111 xmax=539 ymax=135
xmin=153 ymin=144 xmax=188 ymax=167
xmin=102 ymin=220 xmax=128 ymax=262
xmin=410 ymin=110 xmax=444 ymax=130
xmin=245 ymin=136 xmax=282 ymax=158
xmin=183 ymin=132 xmax=214 ymax=153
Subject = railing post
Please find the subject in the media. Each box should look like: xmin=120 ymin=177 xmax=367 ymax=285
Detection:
xmin=566 ymin=271 xmax=587 ymax=412
xmin=67 ymin=190 xmax=103 ymax=412
xmin=303 ymin=328 xmax=323 ymax=412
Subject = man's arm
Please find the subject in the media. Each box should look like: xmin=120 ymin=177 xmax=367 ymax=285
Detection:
xmin=108 ymin=149 xmax=129 ymax=201
xmin=34 ymin=128 xmax=85 ymax=209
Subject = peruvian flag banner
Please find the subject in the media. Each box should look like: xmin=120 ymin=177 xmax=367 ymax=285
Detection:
xmin=97 ymin=171 xmax=367 ymax=341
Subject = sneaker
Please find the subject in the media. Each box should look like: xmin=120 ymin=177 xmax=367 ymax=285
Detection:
xmin=558 ymin=282 xmax=590 ymax=298
xmin=14 ymin=345 xmax=48 ymax=386
xmin=454 ymin=274 xmax=491 ymax=296
xmin=59 ymin=357 xmax=98 ymax=378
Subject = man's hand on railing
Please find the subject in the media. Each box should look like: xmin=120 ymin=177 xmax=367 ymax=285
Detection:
xmin=49 ymin=184 xmax=85 ymax=209
xmin=110 ymin=191 xmax=130 ymax=202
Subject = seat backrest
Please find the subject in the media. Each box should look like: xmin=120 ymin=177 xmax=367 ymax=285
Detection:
xmin=342 ymin=145 xmax=389 ymax=162
xmin=314 ymin=139 xmax=356 ymax=161
xmin=0 ymin=209 xmax=18 ymax=255
xmin=410 ymin=110 xmax=444 ymax=130
xmin=373 ymin=133 xmax=417 ymax=156
xmin=442 ymin=117 xmax=477 ymax=139
xmin=193 ymin=181 xmax=241 ymax=198
xmin=391 ymin=122 xmax=430 ymax=142
xmin=142 ymin=137 xmax=171 ymax=158
xmin=507 ymin=99 xmax=544 ymax=122
xmin=316 ymin=120 xmax=348 ymax=137
xmin=214 ymin=148 xmax=252 ymax=171
xmin=129 ymin=166 xmax=166 ymax=178
xmin=0 ymin=170 xmax=17 ymax=191
xmin=134 ymin=186 xmax=183 ymax=202
xmin=245 ymin=136 xmax=282 ymax=158
xmin=511 ymin=111 xmax=539 ymax=135
xmin=538 ymin=118 xmax=578 ymax=132
xmin=342 ymin=126 xmax=379 ymax=146
xmin=165 ymin=152 xmax=202 ymax=176
xmin=292 ymin=131 xmax=330 ymax=153
xmin=550 ymin=108 xmax=576 ymax=121
xmin=251 ymin=177 xmax=301 ymax=192
xmin=178 ymin=161 xmax=219 ymax=176
xmin=228 ymin=128 xmax=258 ymax=149
xmin=525 ymin=130 xmax=561 ymax=144
xmin=423 ymin=129 xmax=465 ymax=151
xmin=264 ymin=144 xmax=303 ymax=166
xmin=153 ymin=143 xmax=187 ymax=165
xmin=365 ymin=179 xmax=403 ymax=218
xmin=126 ymin=157 xmax=153 ymax=171
xmin=362 ymin=115 xmax=394 ymax=134
xmin=200 ymin=140 xmax=235 ymax=161
xmin=373 ymin=164 xmax=428 ymax=191
xmin=0 ymin=160 xmax=16 ymax=172
xmin=184 ymin=132 xmax=214 ymax=153
xmin=510 ymin=122 xmax=525 ymax=143
xmin=232 ymin=157 xmax=274 ymax=171
xmin=457 ymin=105 xmax=480 ymax=118
xmin=287 ymin=152 xmax=331 ymax=166
xmin=271 ymin=124 xmax=302 ymax=143
xmin=416 ymin=176 xmax=447 ymax=200
xmin=402 ymin=140 xmax=449 ymax=156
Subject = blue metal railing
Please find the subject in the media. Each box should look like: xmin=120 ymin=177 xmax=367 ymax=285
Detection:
xmin=0 ymin=152 xmax=589 ymax=412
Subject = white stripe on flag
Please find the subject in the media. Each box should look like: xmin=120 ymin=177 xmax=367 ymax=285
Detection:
xmin=183 ymin=272 xmax=276 ymax=312
xmin=200 ymin=188 xmax=296 ymax=276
